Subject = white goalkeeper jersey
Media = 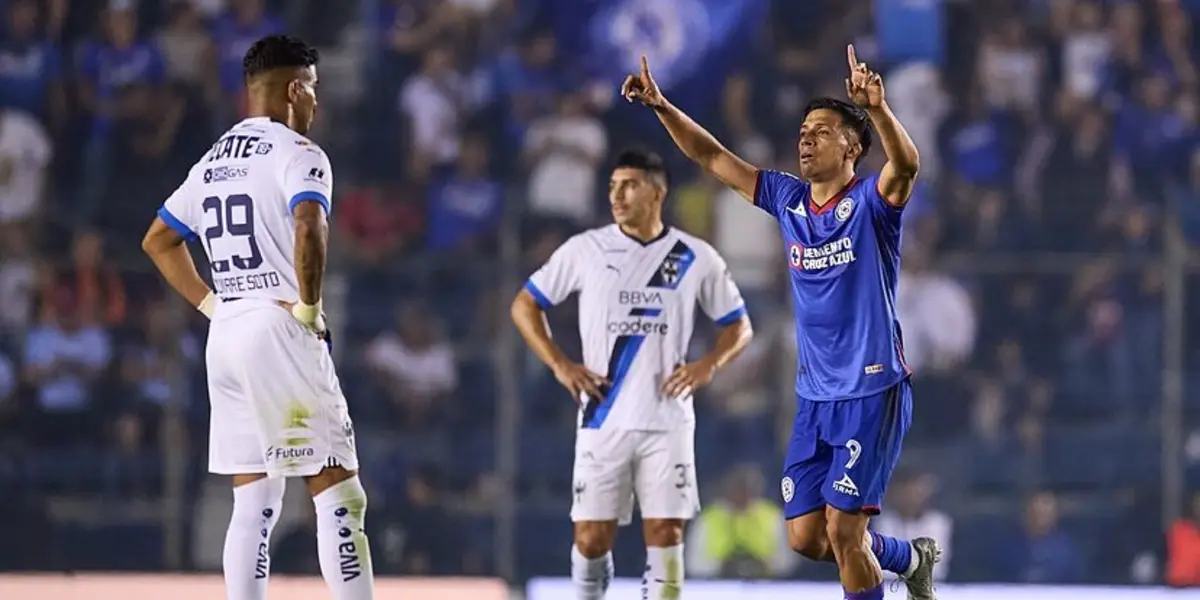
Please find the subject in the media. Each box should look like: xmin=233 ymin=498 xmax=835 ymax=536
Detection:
xmin=525 ymin=225 xmax=747 ymax=431
xmin=156 ymin=117 xmax=333 ymax=306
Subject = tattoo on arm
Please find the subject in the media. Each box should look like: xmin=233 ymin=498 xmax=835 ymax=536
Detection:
xmin=293 ymin=201 xmax=327 ymax=304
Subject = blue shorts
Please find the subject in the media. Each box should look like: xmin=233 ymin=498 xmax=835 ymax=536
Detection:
xmin=781 ymin=379 xmax=913 ymax=518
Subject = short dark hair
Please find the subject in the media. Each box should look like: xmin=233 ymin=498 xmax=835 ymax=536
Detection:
xmin=802 ymin=97 xmax=872 ymax=166
xmin=613 ymin=149 xmax=669 ymax=187
xmin=243 ymin=35 xmax=319 ymax=81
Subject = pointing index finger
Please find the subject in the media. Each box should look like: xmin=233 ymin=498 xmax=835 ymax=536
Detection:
xmin=640 ymin=54 xmax=650 ymax=76
xmin=847 ymin=44 xmax=858 ymax=70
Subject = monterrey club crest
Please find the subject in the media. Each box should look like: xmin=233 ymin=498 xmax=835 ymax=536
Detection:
xmin=647 ymin=240 xmax=696 ymax=289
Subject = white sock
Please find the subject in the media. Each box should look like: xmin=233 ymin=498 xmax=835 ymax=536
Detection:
xmin=223 ymin=477 xmax=285 ymax=600
xmin=903 ymin=542 xmax=920 ymax=578
xmin=313 ymin=477 xmax=375 ymax=600
xmin=643 ymin=544 xmax=684 ymax=599
xmin=571 ymin=544 xmax=613 ymax=599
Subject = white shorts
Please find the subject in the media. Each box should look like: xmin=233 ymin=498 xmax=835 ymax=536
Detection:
xmin=206 ymin=299 xmax=359 ymax=478
xmin=570 ymin=427 xmax=699 ymax=524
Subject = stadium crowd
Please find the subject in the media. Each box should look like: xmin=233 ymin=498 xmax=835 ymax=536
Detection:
xmin=0 ymin=0 xmax=1198 ymax=587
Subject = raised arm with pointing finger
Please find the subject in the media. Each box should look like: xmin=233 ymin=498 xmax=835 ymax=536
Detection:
xmin=622 ymin=55 xmax=760 ymax=202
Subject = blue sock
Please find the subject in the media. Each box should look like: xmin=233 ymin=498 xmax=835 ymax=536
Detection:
xmin=869 ymin=531 xmax=914 ymax=575
xmin=844 ymin=584 xmax=884 ymax=600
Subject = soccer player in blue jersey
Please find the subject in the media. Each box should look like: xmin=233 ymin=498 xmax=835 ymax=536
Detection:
xmin=623 ymin=46 xmax=940 ymax=600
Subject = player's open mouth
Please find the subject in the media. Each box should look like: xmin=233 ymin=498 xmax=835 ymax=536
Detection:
xmin=800 ymin=153 xmax=814 ymax=162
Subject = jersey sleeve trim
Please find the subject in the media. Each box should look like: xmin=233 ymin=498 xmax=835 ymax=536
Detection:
xmin=288 ymin=191 xmax=331 ymax=215
xmin=523 ymin=280 xmax=554 ymax=309
xmin=715 ymin=305 xmax=747 ymax=326
xmin=157 ymin=206 xmax=197 ymax=242
xmin=752 ymin=169 xmax=768 ymax=211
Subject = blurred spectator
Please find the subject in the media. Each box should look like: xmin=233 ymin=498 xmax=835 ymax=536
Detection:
xmin=940 ymin=89 xmax=1013 ymax=190
xmin=426 ymin=134 xmax=502 ymax=252
xmin=885 ymin=62 xmax=949 ymax=182
xmin=896 ymin=240 xmax=976 ymax=374
xmin=365 ymin=302 xmax=458 ymax=428
xmin=996 ymin=491 xmax=1085 ymax=583
xmin=970 ymin=378 xmax=1008 ymax=447
xmin=22 ymin=287 xmax=112 ymax=445
xmin=710 ymin=149 xmax=782 ymax=307
xmin=186 ymin=0 xmax=230 ymax=20
xmin=210 ymin=0 xmax=282 ymax=117
xmin=1167 ymin=490 xmax=1200 ymax=587
xmin=1113 ymin=74 xmax=1191 ymax=199
xmin=100 ymin=81 xmax=186 ymax=236
xmin=76 ymin=4 xmax=166 ymax=216
xmin=337 ymin=181 xmax=424 ymax=266
xmin=1022 ymin=101 xmax=1111 ymax=250
xmin=0 ymin=225 xmax=39 ymax=336
xmin=705 ymin=303 xmax=778 ymax=422
xmin=156 ymin=1 xmax=216 ymax=91
xmin=522 ymin=92 xmax=606 ymax=227
xmin=400 ymin=45 xmax=468 ymax=177
xmin=0 ymin=107 xmax=51 ymax=227
xmin=76 ymin=4 xmax=166 ymax=132
xmin=1061 ymin=261 xmax=1133 ymax=403
xmin=977 ymin=18 xmax=1042 ymax=115
xmin=1058 ymin=1 xmax=1112 ymax=100
xmin=494 ymin=29 xmax=561 ymax=146
xmin=0 ymin=0 xmax=65 ymax=125
xmin=722 ymin=42 xmax=820 ymax=153
xmin=115 ymin=302 xmax=200 ymax=452
xmin=47 ymin=229 xmax=127 ymax=328
xmin=378 ymin=0 xmax=462 ymax=84
xmin=873 ymin=470 xmax=953 ymax=581
xmin=1103 ymin=1 xmax=1146 ymax=102
xmin=686 ymin=464 xmax=794 ymax=579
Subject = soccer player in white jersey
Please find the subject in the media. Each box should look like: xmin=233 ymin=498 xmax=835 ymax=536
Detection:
xmin=511 ymin=149 xmax=754 ymax=599
xmin=140 ymin=35 xmax=374 ymax=600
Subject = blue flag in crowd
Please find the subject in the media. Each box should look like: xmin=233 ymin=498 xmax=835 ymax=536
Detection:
xmin=554 ymin=0 xmax=767 ymax=112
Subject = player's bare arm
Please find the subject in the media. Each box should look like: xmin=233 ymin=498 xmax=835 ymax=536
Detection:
xmin=293 ymin=200 xmax=327 ymax=302
xmin=845 ymin=44 xmax=920 ymax=207
xmin=663 ymin=314 xmax=753 ymax=397
xmin=142 ymin=217 xmax=217 ymax=316
xmin=510 ymin=289 xmax=607 ymax=401
xmin=292 ymin=199 xmax=327 ymax=328
xmin=623 ymin=55 xmax=759 ymax=202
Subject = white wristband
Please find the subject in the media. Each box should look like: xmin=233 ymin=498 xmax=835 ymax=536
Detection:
xmin=291 ymin=301 xmax=322 ymax=326
xmin=197 ymin=291 xmax=217 ymax=319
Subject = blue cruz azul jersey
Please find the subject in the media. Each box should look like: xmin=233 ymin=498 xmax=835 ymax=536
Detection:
xmin=754 ymin=170 xmax=910 ymax=401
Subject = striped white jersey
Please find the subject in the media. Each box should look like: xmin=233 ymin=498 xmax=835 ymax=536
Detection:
xmin=526 ymin=225 xmax=747 ymax=431
xmin=156 ymin=117 xmax=333 ymax=305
